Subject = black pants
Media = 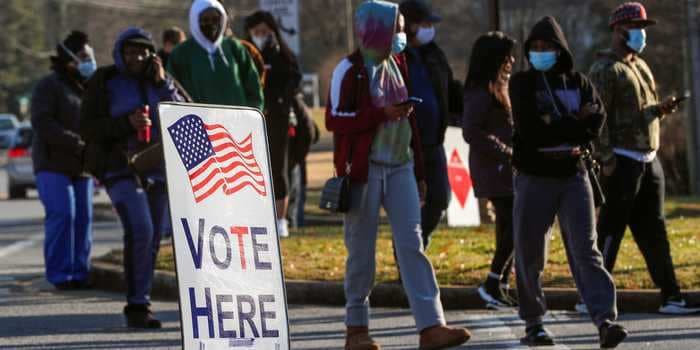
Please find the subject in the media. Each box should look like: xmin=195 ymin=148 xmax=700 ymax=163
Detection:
xmin=420 ymin=145 xmax=451 ymax=248
xmin=597 ymin=156 xmax=680 ymax=300
xmin=490 ymin=196 xmax=515 ymax=281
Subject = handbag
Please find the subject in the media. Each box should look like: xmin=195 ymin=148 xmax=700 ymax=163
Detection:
xmin=319 ymin=142 xmax=353 ymax=213
xmin=129 ymin=141 xmax=163 ymax=175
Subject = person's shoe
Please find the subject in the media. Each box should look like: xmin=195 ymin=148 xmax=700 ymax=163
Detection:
xmin=599 ymin=322 xmax=628 ymax=348
xmin=659 ymin=295 xmax=700 ymax=315
xmin=419 ymin=325 xmax=471 ymax=350
xmin=478 ymin=285 xmax=516 ymax=310
xmin=574 ymin=301 xmax=589 ymax=314
xmin=345 ymin=326 xmax=380 ymax=350
xmin=123 ymin=304 xmax=162 ymax=329
xmin=520 ymin=324 xmax=555 ymax=346
xmin=277 ymin=219 xmax=290 ymax=238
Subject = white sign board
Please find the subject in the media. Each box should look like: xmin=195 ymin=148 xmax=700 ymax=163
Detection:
xmin=444 ymin=126 xmax=481 ymax=227
xmin=259 ymin=0 xmax=300 ymax=55
xmin=159 ymin=103 xmax=289 ymax=350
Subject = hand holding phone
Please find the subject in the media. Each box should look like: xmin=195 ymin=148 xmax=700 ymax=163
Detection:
xmin=395 ymin=96 xmax=423 ymax=107
xmin=660 ymin=91 xmax=691 ymax=115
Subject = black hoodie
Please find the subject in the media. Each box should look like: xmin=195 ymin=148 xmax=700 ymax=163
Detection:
xmin=510 ymin=16 xmax=606 ymax=178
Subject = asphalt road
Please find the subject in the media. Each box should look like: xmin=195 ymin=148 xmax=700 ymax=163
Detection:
xmin=1 ymin=168 xmax=700 ymax=349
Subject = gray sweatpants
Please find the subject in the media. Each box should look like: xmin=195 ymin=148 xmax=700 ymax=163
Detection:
xmin=513 ymin=172 xmax=617 ymax=328
xmin=344 ymin=161 xmax=445 ymax=332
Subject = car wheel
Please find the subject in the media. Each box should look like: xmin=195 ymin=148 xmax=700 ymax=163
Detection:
xmin=9 ymin=185 xmax=27 ymax=199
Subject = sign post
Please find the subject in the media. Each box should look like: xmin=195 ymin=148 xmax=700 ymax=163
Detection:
xmin=443 ymin=126 xmax=481 ymax=227
xmin=159 ymin=103 xmax=289 ymax=350
xmin=259 ymin=0 xmax=300 ymax=55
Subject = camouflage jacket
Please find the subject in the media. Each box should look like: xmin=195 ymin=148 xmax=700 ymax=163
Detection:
xmin=588 ymin=51 xmax=666 ymax=165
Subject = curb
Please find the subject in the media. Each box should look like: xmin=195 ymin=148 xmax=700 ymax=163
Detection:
xmin=90 ymin=261 xmax=698 ymax=313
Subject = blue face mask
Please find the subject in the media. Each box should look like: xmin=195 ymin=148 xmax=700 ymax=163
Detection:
xmin=626 ymin=29 xmax=647 ymax=54
xmin=529 ymin=51 xmax=557 ymax=71
xmin=392 ymin=32 xmax=407 ymax=54
xmin=78 ymin=59 xmax=97 ymax=79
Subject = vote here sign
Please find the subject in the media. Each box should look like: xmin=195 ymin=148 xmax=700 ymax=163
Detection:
xmin=159 ymin=103 xmax=289 ymax=350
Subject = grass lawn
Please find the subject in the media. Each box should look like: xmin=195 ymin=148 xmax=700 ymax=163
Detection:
xmin=97 ymin=196 xmax=700 ymax=290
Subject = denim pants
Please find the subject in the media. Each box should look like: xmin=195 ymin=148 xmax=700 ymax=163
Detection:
xmin=344 ymin=161 xmax=445 ymax=332
xmin=420 ymin=145 xmax=451 ymax=248
xmin=36 ymin=171 xmax=93 ymax=285
xmin=106 ymin=177 xmax=168 ymax=305
xmin=514 ymin=172 xmax=617 ymax=328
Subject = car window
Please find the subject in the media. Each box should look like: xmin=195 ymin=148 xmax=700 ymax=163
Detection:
xmin=13 ymin=128 xmax=33 ymax=148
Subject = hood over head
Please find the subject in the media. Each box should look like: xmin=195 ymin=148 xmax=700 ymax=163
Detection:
xmin=354 ymin=0 xmax=398 ymax=65
xmin=189 ymin=0 xmax=228 ymax=54
xmin=524 ymin=16 xmax=574 ymax=73
xmin=112 ymin=27 xmax=156 ymax=73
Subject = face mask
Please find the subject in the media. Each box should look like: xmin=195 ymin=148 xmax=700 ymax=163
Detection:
xmin=392 ymin=32 xmax=407 ymax=54
xmin=78 ymin=59 xmax=97 ymax=79
xmin=626 ymin=28 xmax=647 ymax=54
xmin=415 ymin=26 xmax=435 ymax=45
xmin=251 ymin=35 xmax=270 ymax=50
xmin=529 ymin=51 xmax=557 ymax=71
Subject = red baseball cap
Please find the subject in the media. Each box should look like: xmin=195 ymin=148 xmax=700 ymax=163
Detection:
xmin=609 ymin=2 xmax=657 ymax=28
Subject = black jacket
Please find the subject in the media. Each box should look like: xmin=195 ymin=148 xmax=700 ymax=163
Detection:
xmin=405 ymin=42 xmax=463 ymax=146
xmin=261 ymin=45 xmax=302 ymax=124
xmin=30 ymin=72 xmax=87 ymax=177
xmin=510 ymin=16 xmax=606 ymax=178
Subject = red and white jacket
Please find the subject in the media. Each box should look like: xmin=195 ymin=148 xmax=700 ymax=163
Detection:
xmin=325 ymin=50 xmax=425 ymax=183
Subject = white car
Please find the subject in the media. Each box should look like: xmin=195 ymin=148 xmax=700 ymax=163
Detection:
xmin=6 ymin=124 xmax=34 ymax=199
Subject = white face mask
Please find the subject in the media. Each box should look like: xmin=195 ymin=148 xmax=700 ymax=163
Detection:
xmin=415 ymin=26 xmax=435 ymax=45
xmin=251 ymin=34 xmax=270 ymax=50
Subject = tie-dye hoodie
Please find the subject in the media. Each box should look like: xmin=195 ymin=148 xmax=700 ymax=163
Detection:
xmin=355 ymin=0 xmax=412 ymax=165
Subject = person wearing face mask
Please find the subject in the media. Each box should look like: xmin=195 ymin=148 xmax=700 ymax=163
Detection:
xmin=80 ymin=27 xmax=188 ymax=329
xmin=31 ymin=31 xmax=95 ymax=291
xmin=462 ymin=32 xmax=518 ymax=310
xmin=510 ymin=16 xmax=628 ymax=348
xmin=167 ymin=0 xmax=263 ymax=110
xmin=244 ymin=11 xmax=302 ymax=238
xmin=587 ymin=2 xmax=700 ymax=316
xmin=398 ymin=0 xmax=463 ymax=249
xmin=326 ymin=2 xmax=470 ymax=349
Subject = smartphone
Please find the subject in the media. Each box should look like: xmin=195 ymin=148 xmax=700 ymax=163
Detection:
xmin=143 ymin=53 xmax=158 ymax=80
xmin=395 ymin=96 xmax=423 ymax=106
xmin=674 ymin=91 xmax=691 ymax=105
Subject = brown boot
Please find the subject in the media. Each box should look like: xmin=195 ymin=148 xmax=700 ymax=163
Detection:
xmin=419 ymin=325 xmax=471 ymax=350
xmin=345 ymin=326 xmax=381 ymax=350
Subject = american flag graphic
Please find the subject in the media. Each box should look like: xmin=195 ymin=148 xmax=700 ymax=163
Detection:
xmin=168 ymin=114 xmax=267 ymax=203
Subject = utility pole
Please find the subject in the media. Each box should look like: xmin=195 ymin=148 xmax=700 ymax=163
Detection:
xmin=489 ymin=0 xmax=500 ymax=31
xmin=346 ymin=0 xmax=354 ymax=53
xmin=686 ymin=0 xmax=700 ymax=194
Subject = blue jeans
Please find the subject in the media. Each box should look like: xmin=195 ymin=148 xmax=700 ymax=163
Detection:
xmin=106 ymin=177 xmax=168 ymax=305
xmin=344 ymin=161 xmax=445 ymax=331
xmin=36 ymin=172 xmax=93 ymax=285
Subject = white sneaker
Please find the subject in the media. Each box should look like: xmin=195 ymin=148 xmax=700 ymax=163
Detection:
xmin=659 ymin=298 xmax=700 ymax=315
xmin=478 ymin=285 xmax=516 ymax=310
xmin=575 ymin=302 xmax=589 ymax=314
xmin=277 ymin=219 xmax=289 ymax=238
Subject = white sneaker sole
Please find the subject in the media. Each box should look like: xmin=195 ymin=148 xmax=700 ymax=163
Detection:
xmin=478 ymin=286 xmax=515 ymax=310
xmin=658 ymin=304 xmax=700 ymax=315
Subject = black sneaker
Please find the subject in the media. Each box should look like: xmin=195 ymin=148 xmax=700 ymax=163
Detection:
xmin=520 ymin=324 xmax=555 ymax=346
xmin=124 ymin=304 xmax=162 ymax=329
xmin=478 ymin=284 xmax=516 ymax=310
xmin=599 ymin=322 xmax=627 ymax=348
xmin=659 ymin=295 xmax=700 ymax=315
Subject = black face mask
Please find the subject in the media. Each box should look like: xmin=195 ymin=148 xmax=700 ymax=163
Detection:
xmin=200 ymin=23 xmax=221 ymax=42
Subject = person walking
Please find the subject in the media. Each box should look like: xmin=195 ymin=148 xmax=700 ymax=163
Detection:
xmin=167 ymin=0 xmax=263 ymax=110
xmin=326 ymin=1 xmax=470 ymax=349
xmin=157 ymin=26 xmax=186 ymax=68
xmin=31 ymin=31 xmax=96 ymax=290
xmin=245 ymin=10 xmax=303 ymax=237
xmin=510 ymin=16 xmax=627 ymax=348
xmin=80 ymin=28 xmax=187 ymax=328
xmin=399 ymin=0 xmax=462 ymax=248
xmin=462 ymin=31 xmax=518 ymax=310
xmin=589 ymin=2 xmax=700 ymax=315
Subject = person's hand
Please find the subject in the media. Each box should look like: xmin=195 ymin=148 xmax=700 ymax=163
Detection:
xmin=576 ymin=102 xmax=598 ymax=120
xmin=128 ymin=108 xmax=151 ymax=130
xmin=418 ymin=180 xmax=427 ymax=207
xmin=658 ymin=96 xmax=678 ymax=115
xmin=151 ymin=55 xmax=165 ymax=84
xmin=384 ymin=103 xmax=412 ymax=121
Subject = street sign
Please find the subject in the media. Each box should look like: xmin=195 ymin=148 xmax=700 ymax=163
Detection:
xmin=444 ymin=126 xmax=481 ymax=227
xmin=259 ymin=0 xmax=300 ymax=55
xmin=159 ymin=103 xmax=289 ymax=350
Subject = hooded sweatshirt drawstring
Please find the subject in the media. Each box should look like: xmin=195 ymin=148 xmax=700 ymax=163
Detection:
xmin=189 ymin=0 xmax=229 ymax=71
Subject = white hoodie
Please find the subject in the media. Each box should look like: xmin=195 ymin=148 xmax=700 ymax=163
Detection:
xmin=189 ymin=0 xmax=229 ymax=69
